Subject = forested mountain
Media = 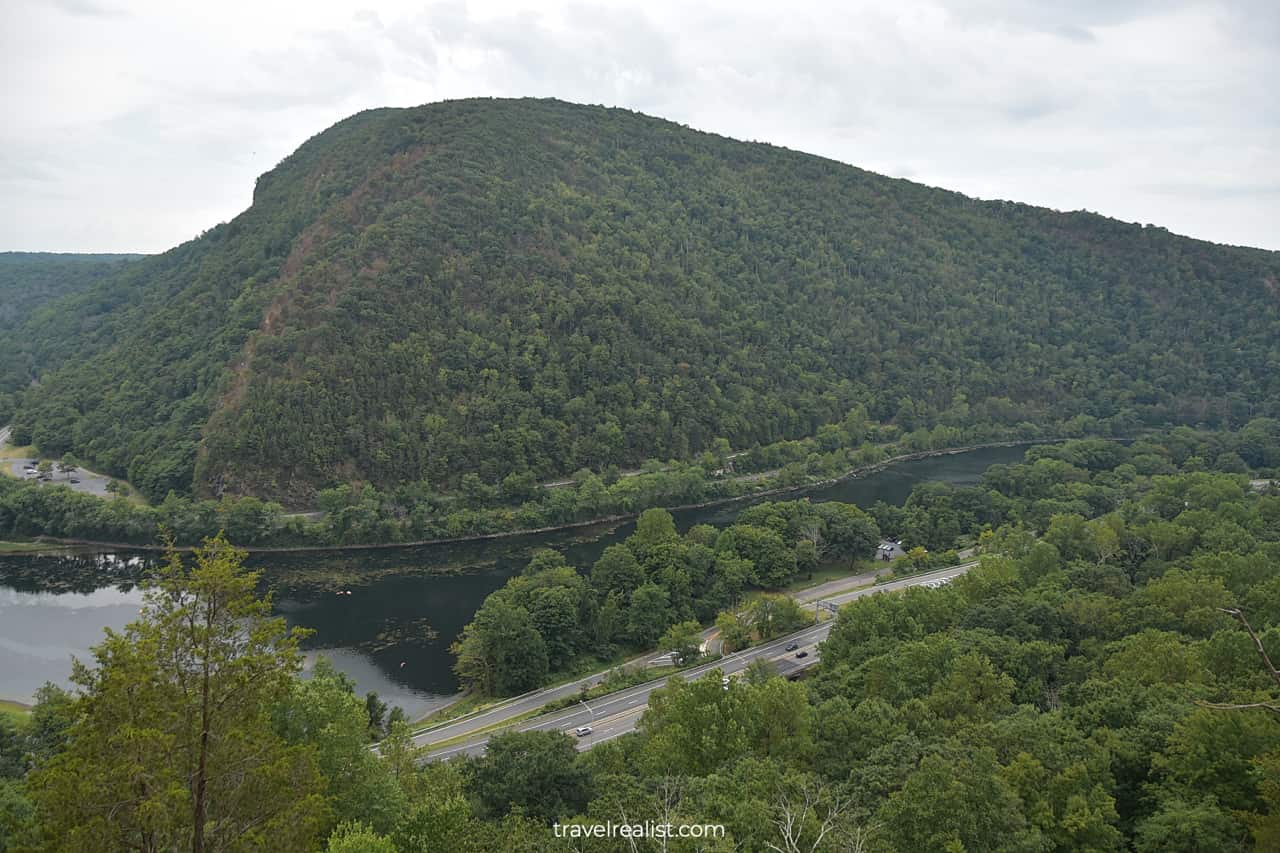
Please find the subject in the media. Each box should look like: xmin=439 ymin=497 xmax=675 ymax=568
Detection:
xmin=6 ymin=98 xmax=1279 ymax=504
xmin=0 ymin=253 xmax=140 ymax=332
xmin=0 ymin=253 xmax=141 ymax=422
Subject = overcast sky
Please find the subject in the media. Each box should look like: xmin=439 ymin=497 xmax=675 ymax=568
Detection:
xmin=3 ymin=0 xmax=1277 ymax=253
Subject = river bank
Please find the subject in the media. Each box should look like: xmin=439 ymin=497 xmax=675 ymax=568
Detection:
xmin=0 ymin=442 xmax=1039 ymax=712
xmin=8 ymin=438 xmax=1058 ymax=555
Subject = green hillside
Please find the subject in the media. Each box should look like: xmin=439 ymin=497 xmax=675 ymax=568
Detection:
xmin=0 ymin=253 xmax=141 ymax=332
xmin=6 ymin=98 xmax=1279 ymax=503
xmin=0 ymin=252 xmax=141 ymax=422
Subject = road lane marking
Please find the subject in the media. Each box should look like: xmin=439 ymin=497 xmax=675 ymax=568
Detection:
xmin=418 ymin=561 xmax=980 ymax=757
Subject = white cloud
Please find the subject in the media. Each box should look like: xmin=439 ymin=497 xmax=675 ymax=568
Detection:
xmin=1 ymin=0 xmax=1276 ymax=252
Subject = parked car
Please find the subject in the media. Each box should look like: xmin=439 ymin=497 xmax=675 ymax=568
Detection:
xmin=574 ymin=725 xmax=593 ymax=737
xmin=795 ymin=650 xmax=809 ymax=659
xmin=785 ymin=643 xmax=799 ymax=651
xmin=69 ymin=478 xmax=81 ymax=484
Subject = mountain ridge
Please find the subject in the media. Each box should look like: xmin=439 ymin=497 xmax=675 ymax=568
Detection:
xmin=6 ymin=97 xmax=1279 ymax=503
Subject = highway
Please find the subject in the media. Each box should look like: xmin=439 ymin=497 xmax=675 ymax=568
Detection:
xmin=408 ymin=560 xmax=897 ymax=749
xmin=419 ymin=561 xmax=974 ymax=760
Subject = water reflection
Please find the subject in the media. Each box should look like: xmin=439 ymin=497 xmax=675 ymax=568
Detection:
xmin=0 ymin=444 xmax=1030 ymax=714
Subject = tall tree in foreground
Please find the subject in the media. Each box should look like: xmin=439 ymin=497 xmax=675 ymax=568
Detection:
xmin=26 ymin=534 xmax=328 ymax=852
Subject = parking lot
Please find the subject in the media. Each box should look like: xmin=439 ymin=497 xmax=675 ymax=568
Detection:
xmin=2 ymin=429 xmax=117 ymax=499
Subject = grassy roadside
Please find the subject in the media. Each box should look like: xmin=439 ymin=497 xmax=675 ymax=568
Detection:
xmin=413 ymin=641 xmax=692 ymax=730
xmin=414 ymin=706 xmax=550 ymax=753
xmin=775 ymin=559 xmax=880 ymax=595
xmin=539 ymin=663 xmax=684 ymax=713
xmin=411 ymin=656 xmax=631 ymax=729
xmin=414 ymin=663 xmax=684 ymax=751
xmin=0 ymin=442 xmax=36 ymax=461
xmin=413 ymin=693 xmax=497 ymax=728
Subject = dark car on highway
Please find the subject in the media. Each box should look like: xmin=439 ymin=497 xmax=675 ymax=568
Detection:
xmin=795 ymin=650 xmax=809 ymax=659
xmin=785 ymin=643 xmax=799 ymax=651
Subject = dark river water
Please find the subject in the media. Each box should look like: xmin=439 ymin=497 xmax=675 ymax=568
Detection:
xmin=0 ymin=444 xmax=1029 ymax=716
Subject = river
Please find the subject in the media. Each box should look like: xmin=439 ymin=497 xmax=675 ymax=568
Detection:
xmin=0 ymin=443 xmax=1029 ymax=715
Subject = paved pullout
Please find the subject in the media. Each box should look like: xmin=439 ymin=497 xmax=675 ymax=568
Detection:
xmin=1 ymin=425 xmax=121 ymax=499
xmin=419 ymin=561 xmax=974 ymax=760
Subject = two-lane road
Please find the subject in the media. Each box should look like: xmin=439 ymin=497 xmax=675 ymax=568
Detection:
xmin=422 ymin=562 xmax=974 ymax=760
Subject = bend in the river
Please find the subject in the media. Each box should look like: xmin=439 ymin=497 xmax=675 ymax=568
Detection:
xmin=0 ymin=443 xmax=1030 ymax=717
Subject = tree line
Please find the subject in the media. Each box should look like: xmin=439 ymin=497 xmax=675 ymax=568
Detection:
xmin=451 ymin=499 xmax=880 ymax=695
xmin=7 ymin=417 xmax=1278 ymax=550
xmin=451 ymin=426 xmax=1280 ymax=698
xmin=0 ymin=409 xmax=1088 ymax=548
xmin=2 ymin=427 xmax=1278 ymax=849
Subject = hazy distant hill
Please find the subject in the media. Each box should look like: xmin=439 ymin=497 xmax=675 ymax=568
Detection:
xmin=0 ymin=252 xmax=141 ymax=416
xmin=0 ymin=252 xmax=140 ymax=329
xmin=5 ymin=98 xmax=1278 ymax=503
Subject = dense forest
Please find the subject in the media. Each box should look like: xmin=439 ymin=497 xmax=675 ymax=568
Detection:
xmin=2 ymin=430 xmax=1277 ymax=850
xmin=4 ymin=420 xmax=1278 ymax=553
xmin=0 ymin=407 xmax=953 ymax=547
xmin=452 ymin=427 xmax=1280 ymax=697
xmin=451 ymin=498 xmax=880 ymax=695
xmin=4 ymin=98 xmax=1279 ymax=505
xmin=0 ymin=253 xmax=141 ymax=425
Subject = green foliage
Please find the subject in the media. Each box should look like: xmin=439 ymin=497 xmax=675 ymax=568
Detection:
xmin=324 ymin=821 xmax=397 ymax=853
xmin=876 ymin=749 xmax=1037 ymax=852
xmin=1133 ymin=799 xmax=1243 ymax=853
xmin=466 ymin=730 xmax=593 ymax=821
xmin=744 ymin=594 xmax=811 ymax=641
xmin=451 ymin=595 xmax=550 ymax=696
xmin=659 ymin=619 xmax=704 ymax=665
xmin=715 ymin=611 xmax=752 ymax=653
xmin=717 ymin=524 xmax=797 ymax=587
xmin=803 ymin=441 xmax=1280 ymax=850
xmin=23 ymin=535 xmax=328 ymax=852
xmin=0 ymin=252 xmax=141 ymax=423
xmin=452 ymin=428 xmax=1280 ymax=700
xmin=0 ymin=475 xmax=291 ymax=547
xmin=589 ymin=544 xmax=644 ymax=600
xmin=454 ymin=496 xmax=879 ymax=695
xmin=7 ymin=430 xmax=1280 ymax=850
xmin=385 ymin=761 xmax=476 ymax=852
xmin=274 ymin=659 xmax=407 ymax=835
xmin=7 ymin=100 xmax=1278 ymax=510
xmin=0 ymin=780 xmax=34 ymax=853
